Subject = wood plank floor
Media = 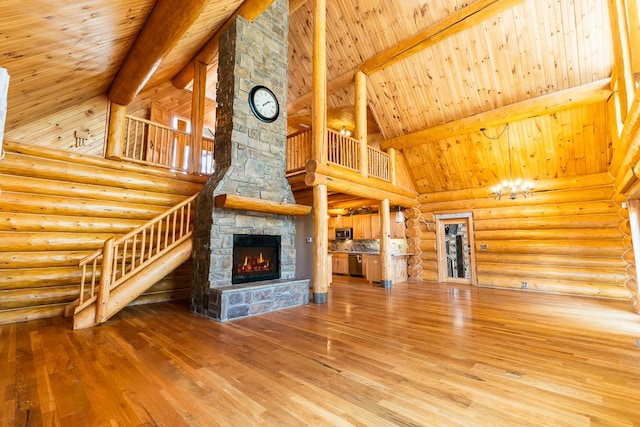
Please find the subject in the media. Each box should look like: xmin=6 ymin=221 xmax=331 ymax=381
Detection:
xmin=2 ymin=277 xmax=640 ymax=426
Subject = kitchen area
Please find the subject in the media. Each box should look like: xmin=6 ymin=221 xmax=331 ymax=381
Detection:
xmin=328 ymin=210 xmax=409 ymax=285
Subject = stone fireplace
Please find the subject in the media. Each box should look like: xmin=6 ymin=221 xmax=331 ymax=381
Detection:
xmin=191 ymin=0 xmax=310 ymax=321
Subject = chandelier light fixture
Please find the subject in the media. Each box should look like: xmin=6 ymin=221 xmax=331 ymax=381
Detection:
xmin=481 ymin=123 xmax=533 ymax=200
xmin=339 ymin=126 xmax=351 ymax=137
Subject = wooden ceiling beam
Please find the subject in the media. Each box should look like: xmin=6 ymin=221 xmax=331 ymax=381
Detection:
xmin=381 ymin=78 xmax=613 ymax=151
xmin=289 ymin=0 xmax=308 ymax=15
xmin=108 ymin=0 xmax=210 ymax=105
xmin=359 ymin=0 xmax=526 ymax=75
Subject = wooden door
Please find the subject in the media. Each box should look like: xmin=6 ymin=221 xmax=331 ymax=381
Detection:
xmin=436 ymin=213 xmax=476 ymax=285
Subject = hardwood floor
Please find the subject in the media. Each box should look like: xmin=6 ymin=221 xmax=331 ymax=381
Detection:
xmin=2 ymin=276 xmax=640 ymax=426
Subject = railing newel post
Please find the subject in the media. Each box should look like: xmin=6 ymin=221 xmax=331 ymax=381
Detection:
xmin=96 ymin=238 xmax=115 ymax=323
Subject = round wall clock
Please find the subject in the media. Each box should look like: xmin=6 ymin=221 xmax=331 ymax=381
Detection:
xmin=248 ymin=85 xmax=279 ymax=123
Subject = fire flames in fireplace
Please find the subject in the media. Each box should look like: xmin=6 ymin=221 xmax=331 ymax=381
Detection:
xmin=232 ymin=234 xmax=281 ymax=284
xmin=238 ymin=252 xmax=272 ymax=273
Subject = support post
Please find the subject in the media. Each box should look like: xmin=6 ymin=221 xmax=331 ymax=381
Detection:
xmin=379 ymin=198 xmax=392 ymax=288
xmin=355 ymin=70 xmax=368 ymax=177
xmin=105 ymin=102 xmax=127 ymax=160
xmin=190 ymin=60 xmax=206 ymax=174
xmin=312 ymin=184 xmax=329 ymax=302
xmin=312 ymin=0 xmax=327 ymax=163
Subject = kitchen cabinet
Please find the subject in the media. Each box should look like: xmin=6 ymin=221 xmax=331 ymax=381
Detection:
xmin=390 ymin=212 xmax=406 ymax=238
xmin=366 ymin=255 xmax=408 ymax=284
xmin=329 ymin=212 xmax=404 ymax=240
xmin=328 ymin=216 xmax=336 ymax=240
xmin=353 ymin=214 xmax=374 ymax=240
xmin=332 ymin=253 xmax=349 ymax=275
xmin=366 ymin=255 xmax=381 ymax=283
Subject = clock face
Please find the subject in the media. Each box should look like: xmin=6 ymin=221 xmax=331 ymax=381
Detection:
xmin=249 ymin=86 xmax=279 ymax=123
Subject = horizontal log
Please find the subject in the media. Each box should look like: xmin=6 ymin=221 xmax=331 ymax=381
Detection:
xmin=0 ymin=251 xmax=90 ymax=268
xmin=214 ymin=194 xmax=312 ymax=216
xmin=0 ymin=267 xmax=85 ymax=290
xmin=474 ymin=213 xmax=623 ymax=231
xmin=0 ymin=152 xmax=202 ymax=196
xmin=419 ymin=260 xmax=438 ymax=272
xmin=475 ymin=228 xmax=625 ymax=241
xmin=475 ymin=252 xmax=627 ymax=269
xmin=418 ymin=239 xmax=437 ymax=252
xmin=0 ymin=212 xmax=144 ymax=233
xmin=471 ymin=240 xmax=626 ymax=258
xmin=0 ymin=232 xmax=110 ymax=252
xmin=306 ymin=160 xmax=417 ymax=199
xmin=476 ymin=262 xmax=628 ymax=284
xmin=0 ymin=174 xmax=184 ymax=207
xmin=472 ymin=201 xmax=620 ymax=220
xmin=476 ymin=274 xmax=631 ymax=299
xmin=420 ymin=187 xmax=615 ymax=213
xmin=305 ymin=173 xmax=418 ymax=208
xmin=419 ymin=270 xmax=438 ymax=282
xmin=0 ymin=191 xmax=166 ymax=219
xmin=418 ymin=173 xmax=614 ymax=204
xmin=0 ymin=286 xmax=79 ymax=310
xmin=3 ymin=141 xmax=208 ymax=184
xmin=0 ymin=304 xmax=66 ymax=325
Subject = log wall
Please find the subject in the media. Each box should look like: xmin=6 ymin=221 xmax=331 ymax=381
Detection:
xmin=414 ymin=173 xmax=634 ymax=300
xmin=0 ymin=141 xmax=206 ymax=324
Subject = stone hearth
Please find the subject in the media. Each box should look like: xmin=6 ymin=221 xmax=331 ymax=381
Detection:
xmin=191 ymin=0 xmax=309 ymax=321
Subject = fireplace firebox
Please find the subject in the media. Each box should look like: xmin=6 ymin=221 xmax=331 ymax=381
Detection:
xmin=232 ymin=234 xmax=281 ymax=284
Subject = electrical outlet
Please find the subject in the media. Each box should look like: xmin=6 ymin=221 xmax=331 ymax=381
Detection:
xmin=306 ymin=237 xmax=313 ymax=243
xmin=521 ymin=281 xmax=528 ymax=289
xmin=479 ymin=244 xmax=488 ymax=251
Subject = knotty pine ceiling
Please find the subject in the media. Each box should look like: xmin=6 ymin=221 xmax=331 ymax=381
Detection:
xmin=1 ymin=0 xmax=614 ymax=195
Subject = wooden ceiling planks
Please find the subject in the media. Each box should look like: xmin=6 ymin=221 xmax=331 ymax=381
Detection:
xmin=402 ymin=101 xmax=611 ymax=194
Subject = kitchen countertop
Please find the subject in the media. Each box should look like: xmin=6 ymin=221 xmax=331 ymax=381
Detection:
xmin=328 ymin=251 xmax=411 ymax=256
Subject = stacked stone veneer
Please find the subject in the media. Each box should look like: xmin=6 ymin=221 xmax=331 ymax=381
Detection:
xmin=191 ymin=0 xmax=309 ymax=321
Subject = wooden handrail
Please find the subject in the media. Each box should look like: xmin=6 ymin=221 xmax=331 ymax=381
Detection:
xmin=77 ymin=193 xmax=199 ymax=320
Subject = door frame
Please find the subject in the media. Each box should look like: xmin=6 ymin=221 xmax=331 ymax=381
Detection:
xmin=435 ymin=212 xmax=477 ymax=286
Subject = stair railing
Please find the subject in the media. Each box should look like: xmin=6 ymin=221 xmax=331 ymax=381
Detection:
xmin=76 ymin=193 xmax=198 ymax=320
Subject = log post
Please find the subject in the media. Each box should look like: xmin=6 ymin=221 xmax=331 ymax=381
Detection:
xmin=105 ymin=102 xmax=127 ymax=160
xmin=190 ymin=60 xmax=206 ymax=174
xmin=312 ymin=0 xmax=327 ymax=163
xmin=96 ymin=238 xmax=115 ymax=323
xmin=312 ymin=184 xmax=329 ymax=302
xmin=355 ymin=70 xmax=368 ymax=177
xmin=388 ymin=147 xmax=397 ymax=186
xmin=379 ymin=198 xmax=392 ymax=288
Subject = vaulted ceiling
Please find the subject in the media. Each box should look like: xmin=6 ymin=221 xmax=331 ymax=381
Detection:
xmin=1 ymin=0 xmax=616 ymax=195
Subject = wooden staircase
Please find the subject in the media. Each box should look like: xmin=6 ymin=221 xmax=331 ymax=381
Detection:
xmin=0 ymin=141 xmax=206 ymax=325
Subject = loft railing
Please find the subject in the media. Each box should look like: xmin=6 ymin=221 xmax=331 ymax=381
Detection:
xmin=286 ymin=129 xmax=312 ymax=173
xmin=368 ymin=146 xmax=390 ymax=181
xmin=76 ymin=194 xmax=197 ymax=321
xmin=327 ymin=129 xmax=359 ymax=171
xmin=286 ymin=128 xmax=391 ymax=181
xmin=123 ymin=115 xmax=214 ymax=175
